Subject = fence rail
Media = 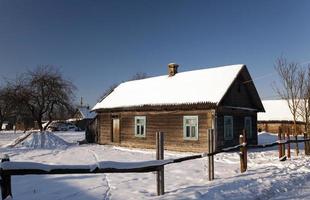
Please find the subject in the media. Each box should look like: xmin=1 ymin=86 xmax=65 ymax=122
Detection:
xmin=1 ymin=131 xmax=310 ymax=199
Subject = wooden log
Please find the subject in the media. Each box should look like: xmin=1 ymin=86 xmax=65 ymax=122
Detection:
xmin=304 ymin=133 xmax=308 ymax=156
xmin=287 ymin=131 xmax=291 ymax=158
xmin=243 ymin=129 xmax=248 ymax=170
xmin=156 ymin=132 xmax=164 ymax=196
xmin=211 ymin=130 xmax=214 ymax=180
xmin=208 ymin=129 xmax=214 ymax=181
xmin=307 ymin=132 xmax=310 ymax=155
xmin=295 ymin=135 xmax=299 ymax=156
xmin=282 ymin=131 xmax=286 ymax=158
xmin=1 ymin=155 xmax=12 ymax=200
xmin=304 ymin=132 xmax=310 ymax=156
xmin=278 ymin=130 xmax=283 ymax=159
xmin=239 ymin=135 xmax=246 ymax=173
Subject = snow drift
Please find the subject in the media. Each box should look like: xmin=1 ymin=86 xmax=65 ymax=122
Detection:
xmin=19 ymin=131 xmax=69 ymax=149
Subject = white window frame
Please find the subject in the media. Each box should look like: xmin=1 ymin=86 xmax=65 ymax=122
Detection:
xmin=244 ymin=116 xmax=252 ymax=138
xmin=183 ymin=116 xmax=199 ymax=140
xmin=134 ymin=116 xmax=146 ymax=138
xmin=224 ymin=116 xmax=233 ymax=140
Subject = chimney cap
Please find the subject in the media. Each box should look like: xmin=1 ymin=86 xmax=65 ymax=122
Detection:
xmin=168 ymin=63 xmax=179 ymax=68
xmin=168 ymin=63 xmax=179 ymax=76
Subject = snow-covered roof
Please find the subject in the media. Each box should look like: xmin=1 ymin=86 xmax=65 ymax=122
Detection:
xmin=79 ymin=107 xmax=96 ymax=119
xmin=258 ymin=100 xmax=303 ymax=122
xmin=93 ymin=64 xmax=245 ymax=110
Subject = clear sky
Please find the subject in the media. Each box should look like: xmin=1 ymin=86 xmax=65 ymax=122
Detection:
xmin=1 ymin=0 xmax=310 ymax=106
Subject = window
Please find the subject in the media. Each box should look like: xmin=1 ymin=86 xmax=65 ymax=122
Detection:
xmin=135 ymin=116 xmax=146 ymax=137
xmin=183 ymin=116 xmax=198 ymax=140
xmin=224 ymin=116 xmax=233 ymax=140
xmin=244 ymin=116 xmax=252 ymax=138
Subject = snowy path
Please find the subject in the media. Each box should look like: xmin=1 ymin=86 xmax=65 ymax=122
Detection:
xmin=270 ymin=174 xmax=310 ymax=200
xmin=1 ymin=131 xmax=310 ymax=199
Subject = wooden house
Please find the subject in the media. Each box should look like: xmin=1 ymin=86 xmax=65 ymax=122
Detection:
xmin=92 ymin=63 xmax=264 ymax=152
xmin=68 ymin=106 xmax=96 ymax=130
xmin=257 ymin=100 xmax=305 ymax=134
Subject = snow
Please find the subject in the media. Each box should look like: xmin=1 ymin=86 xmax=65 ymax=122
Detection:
xmin=258 ymin=99 xmax=303 ymax=121
xmin=16 ymin=132 xmax=70 ymax=149
xmin=93 ymin=64 xmax=244 ymax=110
xmin=78 ymin=107 xmax=96 ymax=119
xmin=0 ymin=131 xmax=24 ymax=147
xmin=0 ymin=159 xmax=173 ymax=172
xmin=0 ymin=131 xmax=310 ymax=199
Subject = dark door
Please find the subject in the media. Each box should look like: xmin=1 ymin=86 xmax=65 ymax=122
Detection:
xmin=112 ymin=118 xmax=120 ymax=143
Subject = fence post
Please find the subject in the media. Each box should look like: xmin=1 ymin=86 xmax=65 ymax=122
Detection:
xmin=287 ymin=129 xmax=291 ymax=159
xmin=278 ymin=128 xmax=283 ymax=159
xmin=207 ymin=129 xmax=214 ymax=181
xmin=239 ymin=135 xmax=246 ymax=173
xmin=1 ymin=154 xmax=12 ymax=200
xmin=281 ymin=130 xmax=286 ymax=157
xmin=304 ymin=132 xmax=307 ymax=156
xmin=156 ymin=132 xmax=164 ymax=196
xmin=295 ymin=135 xmax=299 ymax=156
xmin=307 ymin=132 xmax=310 ymax=155
xmin=242 ymin=129 xmax=248 ymax=170
xmin=304 ymin=132 xmax=310 ymax=156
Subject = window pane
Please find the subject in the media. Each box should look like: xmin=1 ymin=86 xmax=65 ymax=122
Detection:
xmin=224 ymin=116 xmax=233 ymax=139
xmin=191 ymin=126 xmax=196 ymax=137
xmin=184 ymin=116 xmax=198 ymax=140
xmin=186 ymin=126 xmax=190 ymax=137
xmin=141 ymin=125 xmax=144 ymax=135
xmin=136 ymin=125 xmax=140 ymax=135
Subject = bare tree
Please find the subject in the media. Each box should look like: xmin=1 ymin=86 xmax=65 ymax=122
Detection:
xmin=8 ymin=65 xmax=76 ymax=131
xmin=98 ymin=72 xmax=149 ymax=101
xmin=130 ymin=72 xmax=148 ymax=81
xmin=0 ymin=86 xmax=14 ymax=130
xmin=297 ymin=66 xmax=310 ymax=133
xmin=274 ymin=57 xmax=305 ymax=155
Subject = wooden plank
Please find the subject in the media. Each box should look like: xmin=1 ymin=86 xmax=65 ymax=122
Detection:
xmin=1 ymin=155 xmax=12 ymax=200
xmin=156 ymin=132 xmax=165 ymax=196
xmin=239 ymin=135 xmax=246 ymax=173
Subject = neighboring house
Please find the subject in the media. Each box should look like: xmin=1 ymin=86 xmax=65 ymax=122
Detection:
xmin=257 ymin=100 xmax=305 ymax=134
xmin=68 ymin=106 xmax=96 ymax=130
xmin=1 ymin=121 xmax=13 ymax=130
xmin=92 ymin=63 xmax=264 ymax=152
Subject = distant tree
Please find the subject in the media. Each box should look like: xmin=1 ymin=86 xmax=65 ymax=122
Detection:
xmin=274 ymin=57 xmax=305 ymax=155
xmin=8 ymin=65 xmax=76 ymax=131
xmin=298 ymin=65 xmax=310 ymax=133
xmin=99 ymin=72 xmax=149 ymax=101
xmin=98 ymin=83 xmax=120 ymax=102
xmin=0 ymin=86 xmax=14 ymax=130
xmin=130 ymin=72 xmax=149 ymax=81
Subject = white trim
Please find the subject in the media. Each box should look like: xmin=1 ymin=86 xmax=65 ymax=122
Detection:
xmin=183 ymin=116 xmax=199 ymax=141
xmin=224 ymin=116 xmax=233 ymax=140
xmin=134 ymin=116 xmax=146 ymax=138
xmin=244 ymin=116 xmax=252 ymax=138
xmin=223 ymin=106 xmax=258 ymax=111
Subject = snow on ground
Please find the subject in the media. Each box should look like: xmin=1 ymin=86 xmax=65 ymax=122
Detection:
xmin=0 ymin=131 xmax=24 ymax=147
xmin=0 ymin=131 xmax=309 ymax=199
xmin=17 ymin=132 xmax=70 ymax=149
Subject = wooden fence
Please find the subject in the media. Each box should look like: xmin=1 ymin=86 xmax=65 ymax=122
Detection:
xmin=1 ymin=131 xmax=310 ymax=200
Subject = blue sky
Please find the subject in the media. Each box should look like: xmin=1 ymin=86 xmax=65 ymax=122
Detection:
xmin=1 ymin=0 xmax=310 ymax=106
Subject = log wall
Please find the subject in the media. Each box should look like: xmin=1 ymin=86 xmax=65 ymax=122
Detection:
xmin=98 ymin=110 xmax=213 ymax=152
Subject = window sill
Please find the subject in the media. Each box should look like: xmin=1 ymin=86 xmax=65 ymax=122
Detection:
xmin=135 ymin=135 xmax=146 ymax=138
xmin=183 ymin=137 xmax=199 ymax=141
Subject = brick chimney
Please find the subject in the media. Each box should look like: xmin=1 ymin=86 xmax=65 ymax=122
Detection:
xmin=168 ymin=63 xmax=179 ymax=77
